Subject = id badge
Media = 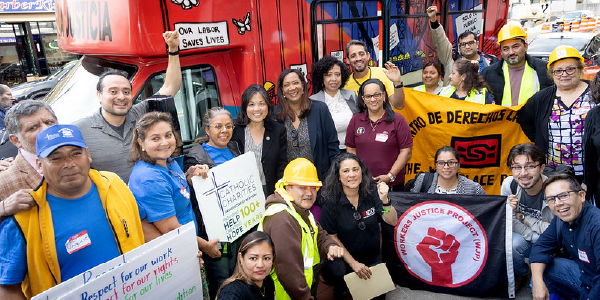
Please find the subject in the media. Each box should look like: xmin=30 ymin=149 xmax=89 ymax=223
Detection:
xmin=375 ymin=132 xmax=388 ymax=142
xmin=65 ymin=230 xmax=92 ymax=254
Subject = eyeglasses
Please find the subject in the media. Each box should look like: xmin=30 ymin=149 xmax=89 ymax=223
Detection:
xmin=510 ymin=164 xmax=540 ymax=173
xmin=353 ymin=211 xmax=366 ymax=231
xmin=459 ymin=40 xmax=477 ymax=48
xmin=208 ymin=124 xmax=234 ymax=131
xmin=362 ymin=92 xmax=384 ymax=100
xmin=552 ymin=67 xmax=577 ymax=77
xmin=435 ymin=160 xmax=458 ymax=167
xmin=544 ymin=190 xmax=580 ymax=204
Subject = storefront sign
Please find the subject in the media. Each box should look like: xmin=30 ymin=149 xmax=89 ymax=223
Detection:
xmin=191 ymin=152 xmax=265 ymax=242
xmin=0 ymin=37 xmax=16 ymax=43
xmin=33 ymin=223 xmax=202 ymax=300
xmin=0 ymin=0 xmax=55 ymax=13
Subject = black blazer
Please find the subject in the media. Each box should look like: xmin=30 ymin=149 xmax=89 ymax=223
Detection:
xmin=231 ymin=120 xmax=288 ymax=196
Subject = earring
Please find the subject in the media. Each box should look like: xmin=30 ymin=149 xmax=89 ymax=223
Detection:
xmin=142 ymin=149 xmax=145 ymax=152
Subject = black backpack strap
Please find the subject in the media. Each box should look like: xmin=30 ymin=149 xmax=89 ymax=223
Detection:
xmin=510 ymin=178 xmax=519 ymax=195
xmin=421 ymin=172 xmax=435 ymax=193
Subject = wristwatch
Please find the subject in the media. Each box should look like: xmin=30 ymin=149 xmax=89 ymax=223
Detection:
xmin=394 ymin=82 xmax=404 ymax=89
xmin=387 ymin=172 xmax=396 ymax=183
xmin=518 ymin=213 xmax=525 ymax=223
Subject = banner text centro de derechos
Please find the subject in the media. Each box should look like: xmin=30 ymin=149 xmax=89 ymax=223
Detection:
xmin=398 ymin=89 xmax=530 ymax=194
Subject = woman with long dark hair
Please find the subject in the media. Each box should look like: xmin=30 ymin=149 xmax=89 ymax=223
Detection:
xmin=320 ymin=153 xmax=397 ymax=299
xmin=231 ymin=85 xmax=287 ymax=196
xmin=346 ymin=78 xmax=412 ymax=191
xmin=310 ymin=55 xmax=358 ymax=150
xmin=409 ymin=146 xmax=486 ymax=194
xmin=216 ymin=231 xmax=276 ymax=300
xmin=439 ymin=59 xmax=494 ymax=104
xmin=274 ymin=68 xmax=339 ymax=181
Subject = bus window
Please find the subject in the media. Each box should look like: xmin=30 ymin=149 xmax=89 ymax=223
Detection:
xmin=134 ymin=65 xmax=221 ymax=146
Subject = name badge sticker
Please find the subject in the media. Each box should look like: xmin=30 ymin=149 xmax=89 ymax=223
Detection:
xmin=65 ymin=230 xmax=92 ymax=254
xmin=181 ymin=187 xmax=190 ymax=199
xmin=579 ymin=249 xmax=590 ymax=263
xmin=375 ymin=133 xmax=388 ymax=143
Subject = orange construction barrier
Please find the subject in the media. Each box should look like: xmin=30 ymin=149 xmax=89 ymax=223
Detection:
xmin=580 ymin=18 xmax=589 ymax=32
xmin=564 ymin=21 xmax=570 ymax=31
xmin=588 ymin=18 xmax=596 ymax=32
xmin=571 ymin=20 xmax=580 ymax=32
xmin=596 ymin=18 xmax=600 ymax=31
xmin=542 ymin=23 xmax=551 ymax=34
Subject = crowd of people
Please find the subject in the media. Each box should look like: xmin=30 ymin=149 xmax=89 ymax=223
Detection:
xmin=0 ymin=10 xmax=600 ymax=300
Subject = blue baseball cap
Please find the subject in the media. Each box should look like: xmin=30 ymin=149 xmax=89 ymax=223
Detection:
xmin=36 ymin=124 xmax=87 ymax=158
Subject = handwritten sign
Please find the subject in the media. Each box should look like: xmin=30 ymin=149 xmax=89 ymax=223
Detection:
xmin=192 ymin=153 xmax=265 ymax=242
xmin=371 ymin=23 xmax=401 ymax=60
xmin=175 ymin=21 xmax=230 ymax=50
xmin=455 ymin=4 xmax=483 ymax=38
xmin=33 ymin=223 xmax=201 ymax=300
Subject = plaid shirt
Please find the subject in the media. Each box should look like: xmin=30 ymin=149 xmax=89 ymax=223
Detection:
xmin=0 ymin=152 xmax=42 ymax=202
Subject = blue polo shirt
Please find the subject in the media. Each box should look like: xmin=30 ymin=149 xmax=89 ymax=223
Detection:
xmin=530 ymin=202 xmax=600 ymax=298
xmin=128 ymin=160 xmax=197 ymax=230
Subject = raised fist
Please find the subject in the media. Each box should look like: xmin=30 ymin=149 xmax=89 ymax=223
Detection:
xmin=427 ymin=6 xmax=438 ymax=23
xmin=416 ymin=227 xmax=460 ymax=286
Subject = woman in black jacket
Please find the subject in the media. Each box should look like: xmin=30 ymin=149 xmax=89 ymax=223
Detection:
xmin=231 ymin=85 xmax=287 ymax=196
xmin=584 ymin=72 xmax=600 ymax=205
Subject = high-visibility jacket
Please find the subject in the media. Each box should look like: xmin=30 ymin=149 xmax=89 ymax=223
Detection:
xmin=501 ymin=61 xmax=539 ymax=106
xmin=413 ymin=84 xmax=443 ymax=95
xmin=13 ymin=170 xmax=144 ymax=298
xmin=439 ymin=86 xmax=487 ymax=104
xmin=258 ymin=188 xmax=320 ymax=300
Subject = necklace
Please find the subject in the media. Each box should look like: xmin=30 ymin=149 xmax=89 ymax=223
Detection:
xmin=369 ymin=113 xmax=384 ymax=132
xmin=259 ymin=286 xmax=266 ymax=297
xmin=352 ymin=67 xmax=371 ymax=86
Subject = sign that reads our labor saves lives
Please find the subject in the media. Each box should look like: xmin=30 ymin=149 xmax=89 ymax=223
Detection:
xmin=192 ymin=152 xmax=265 ymax=242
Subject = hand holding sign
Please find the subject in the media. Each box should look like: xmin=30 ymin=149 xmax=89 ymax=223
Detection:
xmin=417 ymin=227 xmax=460 ymax=286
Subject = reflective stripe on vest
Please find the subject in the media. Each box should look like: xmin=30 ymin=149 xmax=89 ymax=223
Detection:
xmin=439 ymin=86 xmax=486 ymax=104
xmin=501 ymin=61 xmax=539 ymax=106
xmin=257 ymin=188 xmax=320 ymax=300
xmin=414 ymin=85 xmax=427 ymax=92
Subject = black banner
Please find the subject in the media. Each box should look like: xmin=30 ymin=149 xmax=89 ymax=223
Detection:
xmin=382 ymin=192 xmax=512 ymax=298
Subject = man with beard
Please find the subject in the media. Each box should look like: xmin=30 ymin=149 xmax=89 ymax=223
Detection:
xmin=481 ymin=24 xmax=553 ymax=106
xmin=501 ymin=143 xmax=553 ymax=276
xmin=343 ymin=40 xmax=406 ymax=110
xmin=426 ymin=6 xmax=499 ymax=85
xmin=75 ymin=31 xmax=181 ymax=183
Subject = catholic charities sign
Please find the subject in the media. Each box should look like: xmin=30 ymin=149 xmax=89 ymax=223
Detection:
xmin=192 ymin=152 xmax=266 ymax=242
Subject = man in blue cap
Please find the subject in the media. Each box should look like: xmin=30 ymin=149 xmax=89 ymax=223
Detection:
xmin=0 ymin=124 xmax=145 ymax=299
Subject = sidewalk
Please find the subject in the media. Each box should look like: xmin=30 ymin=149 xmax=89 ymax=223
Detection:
xmin=316 ymin=278 xmax=533 ymax=300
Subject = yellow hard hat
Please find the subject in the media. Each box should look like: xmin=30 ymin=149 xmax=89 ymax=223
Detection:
xmin=278 ymin=158 xmax=322 ymax=189
xmin=547 ymin=45 xmax=584 ymax=69
xmin=497 ymin=24 xmax=527 ymax=44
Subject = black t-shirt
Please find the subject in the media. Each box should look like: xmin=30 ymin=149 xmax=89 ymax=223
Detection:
xmin=217 ymin=277 xmax=275 ymax=300
xmin=518 ymin=190 xmax=544 ymax=220
xmin=320 ymin=184 xmax=384 ymax=263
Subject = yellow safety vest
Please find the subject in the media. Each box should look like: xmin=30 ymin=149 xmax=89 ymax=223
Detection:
xmin=501 ymin=61 xmax=538 ymax=106
xmin=439 ymin=86 xmax=487 ymax=104
xmin=13 ymin=170 xmax=144 ymax=298
xmin=258 ymin=188 xmax=320 ymax=300
xmin=414 ymin=85 xmax=427 ymax=92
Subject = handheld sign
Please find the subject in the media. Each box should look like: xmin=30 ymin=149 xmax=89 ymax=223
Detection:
xmin=191 ymin=152 xmax=266 ymax=242
xmin=33 ymin=223 xmax=201 ymax=300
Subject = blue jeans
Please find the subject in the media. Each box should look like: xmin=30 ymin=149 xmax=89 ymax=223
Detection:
xmin=512 ymin=232 xmax=532 ymax=275
xmin=540 ymin=257 xmax=582 ymax=300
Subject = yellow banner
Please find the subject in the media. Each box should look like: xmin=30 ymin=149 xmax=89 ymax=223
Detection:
xmin=399 ymin=89 xmax=531 ymax=195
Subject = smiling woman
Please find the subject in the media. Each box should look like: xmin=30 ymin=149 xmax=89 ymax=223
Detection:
xmin=128 ymin=111 xmax=210 ymax=299
xmin=274 ymin=69 xmax=339 ymax=182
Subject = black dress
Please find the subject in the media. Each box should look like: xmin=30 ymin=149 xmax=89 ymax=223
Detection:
xmin=217 ymin=277 xmax=275 ymax=300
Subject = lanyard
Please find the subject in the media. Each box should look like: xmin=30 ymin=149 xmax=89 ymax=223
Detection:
xmin=353 ymin=67 xmax=371 ymax=86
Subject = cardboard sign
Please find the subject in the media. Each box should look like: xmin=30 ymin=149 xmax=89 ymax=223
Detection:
xmin=191 ymin=152 xmax=265 ymax=242
xmin=33 ymin=223 xmax=201 ymax=300
xmin=372 ymin=23 xmax=401 ymax=60
xmin=175 ymin=21 xmax=230 ymax=50
xmin=455 ymin=4 xmax=483 ymax=38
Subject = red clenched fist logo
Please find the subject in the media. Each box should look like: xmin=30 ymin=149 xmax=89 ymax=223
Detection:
xmin=416 ymin=227 xmax=461 ymax=285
